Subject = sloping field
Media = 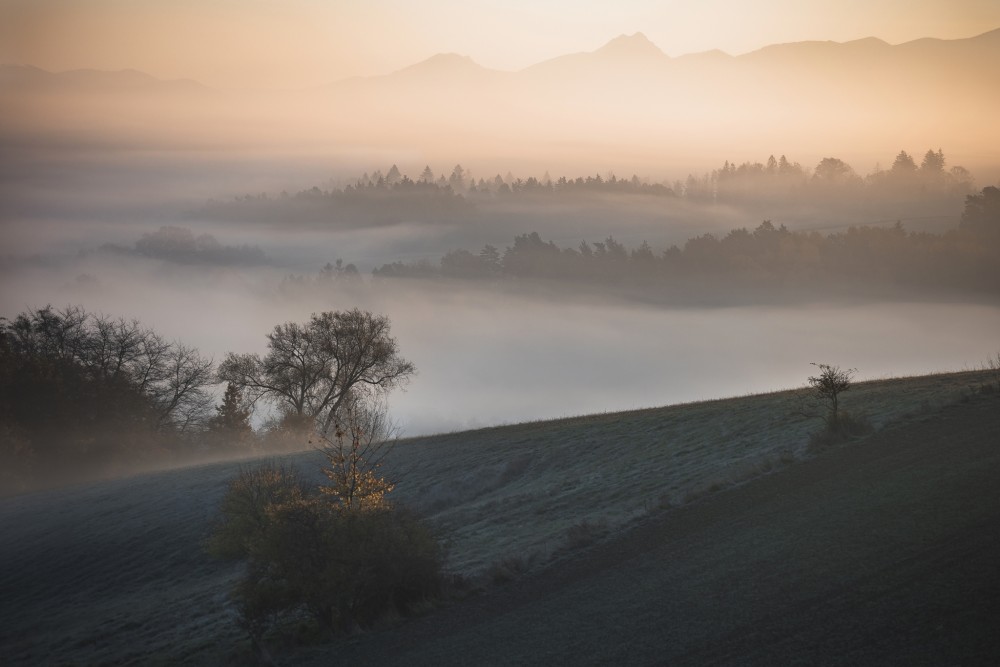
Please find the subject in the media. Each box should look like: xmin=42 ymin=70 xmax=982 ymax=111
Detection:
xmin=310 ymin=389 xmax=1000 ymax=666
xmin=0 ymin=370 xmax=993 ymax=665
xmin=383 ymin=370 xmax=992 ymax=573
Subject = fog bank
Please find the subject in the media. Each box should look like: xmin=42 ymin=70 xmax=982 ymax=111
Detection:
xmin=3 ymin=250 xmax=997 ymax=436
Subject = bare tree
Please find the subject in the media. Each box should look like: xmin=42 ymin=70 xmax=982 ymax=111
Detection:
xmin=218 ymin=309 xmax=415 ymax=436
xmin=150 ymin=343 xmax=215 ymax=432
xmin=807 ymin=363 xmax=856 ymax=430
xmin=132 ymin=331 xmax=172 ymax=396
xmin=7 ymin=305 xmax=89 ymax=362
xmin=89 ymin=315 xmax=147 ymax=382
xmin=1 ymin=305 xmax=218 ymax=490
xmin=5 ymin=306 xmax=216 ymax=434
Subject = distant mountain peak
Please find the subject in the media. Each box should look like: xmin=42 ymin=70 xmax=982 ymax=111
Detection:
xmin=596 ymin=32 xmax=667 ymax=59
xmin=424 ymin=52 xmax=477 ymax=66
xmin=846 ymin=36 xmax=890 ymax=47
xmin=398 ymin=52 xmax=483 ymax=74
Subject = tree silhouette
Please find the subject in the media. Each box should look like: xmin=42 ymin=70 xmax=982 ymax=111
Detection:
xmin=891 ymin=150 xmax=917 ymax=173
xmin=448 ymin=164 xmax=466 ymax=191
xmin=218 ymin=309 xmax=414 ymax=438
xmin=960 ymin=186 xmax=1000 ymax=235
xmin=208 ymin=382 xmax=254 ymax=449
xmin=813 ymin=157 xmax=857 ymax=184
xmin=807 ymin=363 xmax=856 ymax=430
xmin=385 ymin=164 xmax=402 ymax=185
xmin=920 ymin=148 xmax=945 ymax=174
xmin=0 ymin=305 xmax=215 ymax=489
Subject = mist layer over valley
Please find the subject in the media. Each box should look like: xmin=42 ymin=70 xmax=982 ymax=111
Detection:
xmin=4 ymin=200 xmax=999 ymax=438
xmin=4 ymin=96 xmax=1000 ymax=441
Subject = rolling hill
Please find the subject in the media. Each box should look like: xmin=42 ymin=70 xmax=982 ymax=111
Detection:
xmin=0 ymin=369 xmax=996 ymax=664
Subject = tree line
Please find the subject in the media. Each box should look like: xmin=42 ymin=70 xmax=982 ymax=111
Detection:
xmin=0 ymin=306 xmax=413 ymax=493
xmin=197 ymin=147 xmax=977 ymax=230
xmin=0 ymin=306 xmax=215 ymax=491
xmin=100 ymin=225 xmax=267 ymax=265
xmin=324 ymin=148 xmax=974 ymax=202
xmin=684 ymin=149 xmax=973 ymax=204
xmin=196 ymin=177 xmax=473 ymax=227
xmin=368 ymin=187 xmax=1000 ymax=301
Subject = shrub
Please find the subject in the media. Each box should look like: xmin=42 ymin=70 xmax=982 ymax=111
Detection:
xmin=234 ymin=500 xmax=442 ymax=637
xmin=205 ymin=461 xmax=304 ymax=560
xmin=209 ymin=444 xmax=443 ymax=652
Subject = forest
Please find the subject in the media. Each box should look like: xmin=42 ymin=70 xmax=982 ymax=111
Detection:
xmin=350 ymin=186 xmax=1000 ymax=302
xmin=0 ymin=306 xmax=221 ymax=491
xmin=195 ymin=148 xmax=975 ymax=228
xmin=0 ymin=304 xmax=415 ymax=494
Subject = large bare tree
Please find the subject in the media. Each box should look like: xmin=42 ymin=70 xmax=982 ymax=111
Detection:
xmin=4 ymin=305 xmax=216 ymax=433
xmin=217 ymin=309 xmax=414 ymax=435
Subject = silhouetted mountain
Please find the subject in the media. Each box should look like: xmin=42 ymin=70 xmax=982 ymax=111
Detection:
xmin=594 ymin=32 xmax=668 ymax=60
xmin=7 ymin=28 xmax=998 ymax=99
xmin=330 ymin=52 xmax=507 ymax=100
xmin=320 ymin=27 xmax=999 ymax=118
xmin=743 ymin=36 xmax=891 ymax=62
xmin=520 ymin=32 xmax=670 ymax=81
xmin=0 ymin=64 xmax=209 ymax=95
xmin=391 ymin=53 xmax=496 ymax=80
xmin=4 ymin=28 xmax=999 ymax=170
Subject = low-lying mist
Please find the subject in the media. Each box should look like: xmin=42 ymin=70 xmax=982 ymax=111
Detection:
xmin=3 ymin=128 xmax=999 ymax=440
xmin=4 ymin=239 xmax=999 ymax=437
xmin=3 ymin=143 xmax=987 ymax=272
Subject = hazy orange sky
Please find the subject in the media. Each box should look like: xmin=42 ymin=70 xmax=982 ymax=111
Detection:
xmin=3 ymin=0 xmax=999 ymax=89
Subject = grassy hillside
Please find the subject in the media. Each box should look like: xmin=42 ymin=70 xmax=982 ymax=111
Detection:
xmin=313 ymin=382 xmax=1000 ymax=666
xmin=380 ymin=369 xmax=991 ymax=573
xmin=0 ymin=369 xmax=993 ymax=664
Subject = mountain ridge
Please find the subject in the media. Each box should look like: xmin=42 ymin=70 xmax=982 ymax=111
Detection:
xmin=0 ymin=63 xmax=209 ymax=94
xmin=5 ymin=27 xmax=998 ymax=168
xmin=4 ymin=26 xmax=998 ymax=92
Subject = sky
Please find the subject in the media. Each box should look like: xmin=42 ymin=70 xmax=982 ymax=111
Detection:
xmin=3 ymin=0 xmax=1000 ymax=90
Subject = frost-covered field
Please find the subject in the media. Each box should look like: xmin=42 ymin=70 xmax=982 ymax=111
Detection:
xmin=381 ymin=370 xmax=990 ymax=573
xmin=0 ymin=370 xmax=989 ymax=665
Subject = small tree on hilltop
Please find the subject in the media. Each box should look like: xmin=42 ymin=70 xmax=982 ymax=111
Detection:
xmin=807 ymin=363 xmax=856 ymax=431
